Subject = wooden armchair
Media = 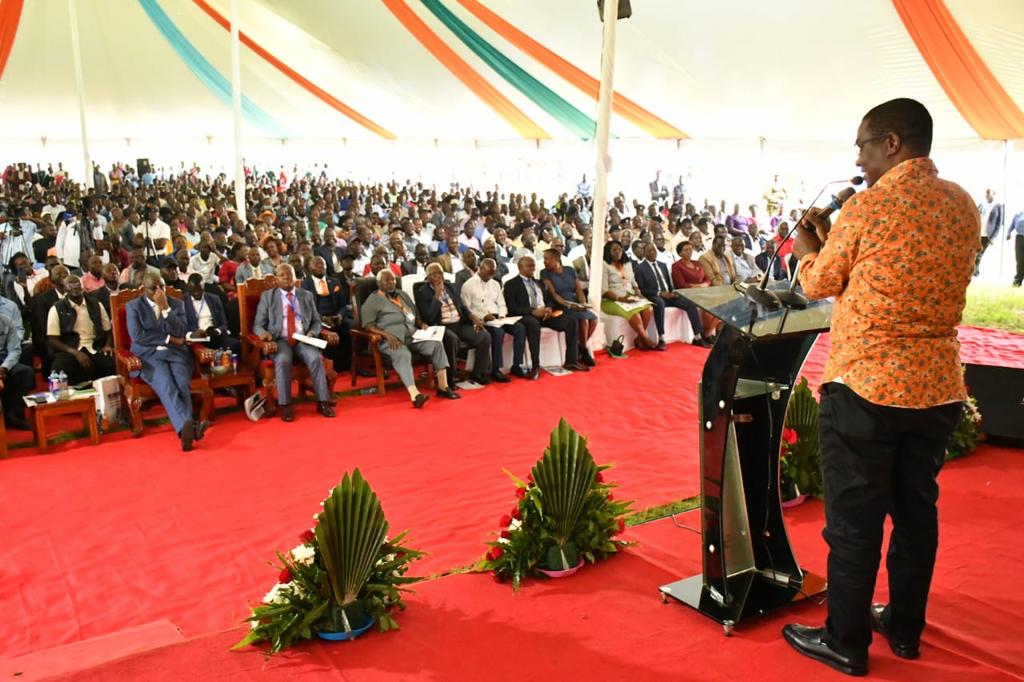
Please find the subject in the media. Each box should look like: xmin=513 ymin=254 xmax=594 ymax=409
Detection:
xmin=350 ymin=277 xmax=435 ymax=397
xmin=237 ymin=276 xmax=340 ymax=414
xmin=110 ymin=288 xmax=214 ymax=437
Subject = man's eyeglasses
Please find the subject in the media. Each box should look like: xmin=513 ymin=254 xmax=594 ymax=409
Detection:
xmin=854 ymin=134 xmax=889 ymax=152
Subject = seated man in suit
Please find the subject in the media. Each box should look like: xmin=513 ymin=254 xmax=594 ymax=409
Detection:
xmin=183 ymin=274 xmax=239 ymax=353
xmin=126 ymin=272 xmax=207 ymax=452
xmin=253 ymin=264 xmax=336 ymax=422
xmin=0 ymin=314 xmax=34 ymax=430
xmin=503 ymin=255 xmax=584 ymax=377
xmin=482 ymin=239 xmax=509 ymax=281
xmin=635 ymin=243 xmax=712 ymax=348
xmin=755 ymin=240 xmax=787 ymax=281
xmin=47 ymin=274 xmax=117 ymax=384
xmin=698 ymin=235 xmax=737 ymax=286
xmin=314 ymin=229 xmax=348 ymax=278
xmin=461 ymin=258 xmax=525 ymax=381
xmin=360 ymin=269 xmax=459 ymax=408
xmin=401 ymin=244 xmax=430 ymax=277
xmin=301 ymin=256 xmax=352 ymax=372
xmin=415 ymin=262 xmax=491 ymax=386
xmin=87 ymin=263 xmax=122 ymax=316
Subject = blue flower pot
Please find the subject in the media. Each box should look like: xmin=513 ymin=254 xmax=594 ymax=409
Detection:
xmin=315 ymin=617 xmax=375 ymax=641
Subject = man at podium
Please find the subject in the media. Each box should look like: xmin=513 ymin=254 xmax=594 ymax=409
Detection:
xmin=782 ymin=98 xmax=979 ymax=676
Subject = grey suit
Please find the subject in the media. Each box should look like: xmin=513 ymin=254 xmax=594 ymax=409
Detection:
xmin=359 ymin=290 xmax=448 ymax=389
xmin=253 ymin=286 xmax=330 ymax=404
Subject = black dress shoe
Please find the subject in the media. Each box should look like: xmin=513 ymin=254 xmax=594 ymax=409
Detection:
xmin=870 ymin=603 xmax=920 ymax=660
xmin=528 ymin=367 xmax=540 ymax=380
xmin=564 ymin=362 xmax=589 ymax=372
xmin=194 ymin=420 xmax=210 ymax=441
xmin=490 ymin=372 xmax=511 ymax=383
xmin=412 ymin=394 xmax=429 ymax=409
xmin=180 ymin=420 xmax=195 ymax=452
xmin=436 ymin=387 xmax=461 ymax=400
xmin=782 ymin=624 xmax=867 ymax=677
xmin=317 ymin=401 xmax=336 ymax=418
xmin=280 ymin=404 xmax=295 ymax=422
xmin=692 ymin=338 xmax=711 ymax=348
xmin=580 ymin=351 xmax=596 ymax=366
xmin=473 ymin=375 xmax=491 ymax=385
xmin=510 ymin=366 xmax=529 ymax=379
xmin=656 ymin=339 xmax=667 ymax=350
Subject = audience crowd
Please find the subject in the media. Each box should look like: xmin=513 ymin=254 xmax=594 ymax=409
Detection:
xmin=0 ymin=159 xmax=892 ymax=448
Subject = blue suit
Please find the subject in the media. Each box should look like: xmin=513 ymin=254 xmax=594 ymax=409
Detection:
xmin=634 ymin=257 xmax=703 ymax=338
xmin=126 ymin=296 xmax=195 ymax=434
xmin=182 ymin=292 xmax=240 ymax=354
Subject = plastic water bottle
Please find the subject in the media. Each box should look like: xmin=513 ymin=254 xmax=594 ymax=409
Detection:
xmin=48 ymin=371 xmax=59 ymax=397
xmin=231 ymin=353 xmax=239 ymax=373
xmin=58 ymin=371 xmax=68 ymax=399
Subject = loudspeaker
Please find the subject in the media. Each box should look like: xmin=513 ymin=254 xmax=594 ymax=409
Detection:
xmin=137 ymin=158 xmax=151 ymax=176
xmin=965 ymin=363 xmax=1024 ymax=446
xmin=597 ymin=0 xmax=632 ymax=21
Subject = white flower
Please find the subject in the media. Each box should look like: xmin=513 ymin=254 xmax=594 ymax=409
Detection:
xmin=263 ymin=582 xmax=289 ymax=604
xmin=497 ymin=536 xmax=510 ymax=544
xmin=290 ymin=544 xmax=316 ymax=565
xmin=509 ymin=518 xmax=522 ymax=531
xmin=376 ymin=552 xmax=396 ymax=567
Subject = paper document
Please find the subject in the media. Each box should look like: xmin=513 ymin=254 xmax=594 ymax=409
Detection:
xmin=412 ymin=326 xmax=445 ymax=343
xmin=617 ymin=300 xmax=650 ymax=312
xmin=485 ymin=316 xmax=522 ymax=328
xmin=293 ymin=332 xmax=328 ymax=349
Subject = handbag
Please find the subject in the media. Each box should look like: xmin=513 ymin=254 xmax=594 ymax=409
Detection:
xmin=607 ymin=335 xmax=627 ymax=358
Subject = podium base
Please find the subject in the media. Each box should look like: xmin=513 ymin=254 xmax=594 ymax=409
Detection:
xmin=659 ymin=570 xmax=826 ymax=633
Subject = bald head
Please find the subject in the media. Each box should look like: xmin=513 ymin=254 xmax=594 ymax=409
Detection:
xmin=276 ymin=263 xmax=296 ymax=291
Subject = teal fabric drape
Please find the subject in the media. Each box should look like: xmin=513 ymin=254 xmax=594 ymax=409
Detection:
xmin=420 ymin=0 xmax=596 ymax=140
xmin=138 ymin=0 xmax=286 ymax=137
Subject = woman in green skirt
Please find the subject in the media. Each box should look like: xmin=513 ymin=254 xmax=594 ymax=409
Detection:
xmin=600 ymin=240 xmax=656 ymax=350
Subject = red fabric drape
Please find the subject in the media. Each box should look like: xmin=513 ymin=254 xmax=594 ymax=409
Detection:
xmin=0 ymin=0 xmax=25 ymax=80
xmin=893 ymin=0 xmax=1024 ymax=139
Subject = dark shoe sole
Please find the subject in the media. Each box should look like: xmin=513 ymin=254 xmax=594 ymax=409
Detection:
xmin=782 ymin=626 xmax=868 ymax=677
xmin=412 ymin=394 xmax=429 ymax=409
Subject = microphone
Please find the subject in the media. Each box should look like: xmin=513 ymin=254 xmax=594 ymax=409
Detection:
xmin=741 ymin=176 xmax=861 ymax=310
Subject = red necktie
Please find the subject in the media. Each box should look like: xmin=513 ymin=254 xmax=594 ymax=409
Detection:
xmin=286 ymin=291 xmax=297 ymax=345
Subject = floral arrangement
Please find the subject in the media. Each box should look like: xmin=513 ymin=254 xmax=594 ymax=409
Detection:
xmin=235 ymin=470 xmax=423 ymax=654
xmin=779 ymin=378 xmax=823 ymax=501
xmin=482 ymin=419 xmax=633 ymax=589
xmin=945 ymin=394 xmax=982 ymax=461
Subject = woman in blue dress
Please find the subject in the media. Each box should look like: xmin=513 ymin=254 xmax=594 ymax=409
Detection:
xmin=539 ymin=248 xmax=597 ymax=366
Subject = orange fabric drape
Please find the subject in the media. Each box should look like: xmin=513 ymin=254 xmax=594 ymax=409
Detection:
xmin=0 ymin=0 xmax=25 ymax=80
xmin=191 ymin=0 xmax=396 ymax=139
xmin=893 ymin=0 xmax=1024 ymax=140
xmin=456 ymin=0 xmax=686 ymax=140
xmin=381 ymin=0 xmax=550 ymax=140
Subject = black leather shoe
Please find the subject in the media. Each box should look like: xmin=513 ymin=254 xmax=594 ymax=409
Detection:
xmin=180 ymin=420 xmax=195 ymax=452
xmin=473 ymin=375 xmax=491 ymax=385
xmin=580 ymin=351 xmax=596 ymax=367
xmin=436 ymin=387 xmax=461 ymax=400
xmin=510 ymin=366 xmax=529 ymax=379
xmin=490 ymin=372 xmax=510 ymax=383
xmin=564 ymin=362 xmax=589 ymax=372
xmin=870 ymin=603 xmax=920 ymax=660
xmin=194 ymin=420 xmax=210 ymax=441
xmin=656 ymin=339 xmax=667 ymax=350
xmin=317 ymin=402 xmax=336 ymax=418
xmin=412 ymin=394 xmax=429 ymax=409
xmin=782 ymin=624 xmax=867 ymax=677
xmin=280 ymin=404 xmax=295 ymax=422
xmin=528 ymin=367 xmax=540 ymax=380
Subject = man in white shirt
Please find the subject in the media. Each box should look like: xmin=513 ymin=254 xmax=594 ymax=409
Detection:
xmin=41 ymin=196 xmax=66 ymax=222
xmin=576 ymin=174 xmax=592 ymax=200
xmin=188 ymin=241 xmax=220 ymax=284
xmin=654 ymin=234 xmax=677 ymax=267
xmin=460 ymin=258 xmax=526 ymax=381
xmin=135 ymin=207 xmax=171 ymax=267
xmin=46 ymin=275 xmax=115 ymax=383
xmin=55 ymin=216 xmax=97 ymax=272
xmin=729 ymin=236 xmax=763 ymax=283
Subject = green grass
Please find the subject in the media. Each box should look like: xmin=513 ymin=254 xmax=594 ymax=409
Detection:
xmin=963 ymin=283 xmax=1024 ymax=333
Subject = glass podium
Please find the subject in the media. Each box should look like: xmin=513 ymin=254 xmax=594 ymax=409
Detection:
xmin=659 ymin=283 xmax=830 ymax=634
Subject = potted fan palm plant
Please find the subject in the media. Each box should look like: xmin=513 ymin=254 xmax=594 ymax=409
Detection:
xmin=779 ymin=378 xmax=823 ymax=504
xmin=236 ymin=469 xmax=422 ymax=653
xmin=483 ymin=419 xmax=633 ymax=589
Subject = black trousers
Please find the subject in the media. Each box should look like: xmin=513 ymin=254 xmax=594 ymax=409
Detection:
xmin=485 ymin=321 xmax=526 ymax=371
xmin=519 ymin=314 xmax=579 ymax=367
xmin=442 ymin=322 xmax=491 ymax=381
xmin=50 ymin=349 xmax=116 ymax=386
xmin=818 ymin=382 xmax=962 ymax=657
xmin=647 ymin=294 xmax=703 ymax=338
xmin=1013 ymin=234 xmax=1023 ymax=286
xmin=2 ymin=362 xmax=35 ymax=419
xmin=975 ymin=235 xmax=992 ymax=275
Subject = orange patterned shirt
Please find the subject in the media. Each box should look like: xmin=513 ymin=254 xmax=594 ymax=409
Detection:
xmin=800 ymin=157 xmax=979 ymax=408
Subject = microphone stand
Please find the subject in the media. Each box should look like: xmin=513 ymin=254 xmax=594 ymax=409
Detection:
xmin=774 ymin=259 xmax=809 ymax=309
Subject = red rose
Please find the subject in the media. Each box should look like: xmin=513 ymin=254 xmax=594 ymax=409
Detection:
xmin=595 ymin=471 xmax=604 ymax=483
xmin=781 ymin=428 xmax=798 ymax=446
xmin=607 ymin=492 xmax=614 ymax=501
xmin=500 ymin=514 xmax=512 ymax=528
xmin=488 ymin=546 xmax=504 ymax=560
xmin=300 ymin=529 xmax=315 ymax=544
xmin=492 ymin=571 xmax=505 ymax=583
xmin=500 ymin=529 xmax=511 ymax=539
xmin=616 ymin=518 xmax=626 ymax=534
xmin=515 ymin=487 xmax=526 ymax=499
xmin=511 ymin=507 xmax=521 ymax=520
xmin=526 ymin=473 xmax=534 ymax=485
xmin=278 ymin=567 xmax=292 ymax=583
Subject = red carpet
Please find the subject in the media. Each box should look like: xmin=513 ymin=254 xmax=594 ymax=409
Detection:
xmin=39 ymin=445 xmax=1024 ymax=682
xmin=0 ymin=343 xmax=708 ymax=660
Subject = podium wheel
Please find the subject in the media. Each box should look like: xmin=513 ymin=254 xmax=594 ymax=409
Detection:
xmin=723 ymin=620 xmax=735 ymax=637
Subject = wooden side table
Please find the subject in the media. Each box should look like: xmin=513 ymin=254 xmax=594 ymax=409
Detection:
xmin=29 ymin=395 xmax=100 ymax=453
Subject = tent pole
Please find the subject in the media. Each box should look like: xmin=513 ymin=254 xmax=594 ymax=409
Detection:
xmin=67 ymin=0 xmax=92 ymax=190
xmin=230 ymin=0 xmax=245 ymax=218
xmin=1000 ymin=139 xmax=1009 ymax=281
xmin=587 ymin=0 xmax=619 ymax=314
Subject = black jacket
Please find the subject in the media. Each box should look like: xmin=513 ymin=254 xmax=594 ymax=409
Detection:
xmin=414 ymin=280 xmax=468 ymax=325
